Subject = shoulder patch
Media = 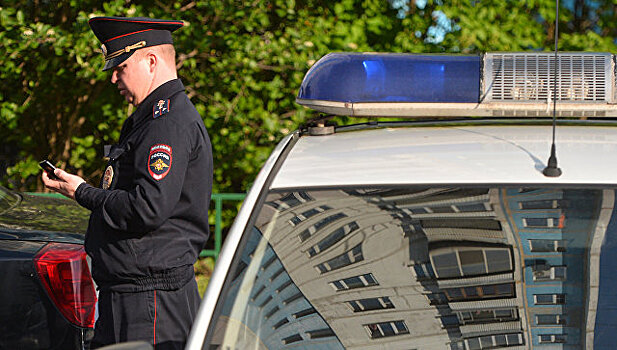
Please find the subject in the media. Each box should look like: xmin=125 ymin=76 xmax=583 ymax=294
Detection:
xmin=153 ymin=99 xmax=170 ymax=118
xmin=148 ymin=144 xmax=172 ymax=180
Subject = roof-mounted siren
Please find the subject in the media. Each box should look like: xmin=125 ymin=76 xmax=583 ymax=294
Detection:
xmin=296 ymin=52 xmax=617 ymax=118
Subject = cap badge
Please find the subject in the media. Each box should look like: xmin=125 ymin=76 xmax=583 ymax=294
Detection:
xmin=102 ymin=165 xmax=114 ymax=190
xmin=148 ymin=144 xmax=172 ymax=180
xmin=153 ymin=99 xmax=170 ymax=118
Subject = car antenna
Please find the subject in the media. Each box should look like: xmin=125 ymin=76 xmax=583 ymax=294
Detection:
xmin=542 ymin=0 xmax=562 ymax=177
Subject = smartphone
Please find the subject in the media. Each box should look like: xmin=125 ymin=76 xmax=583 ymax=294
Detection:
xmin=39 ymin=159 xmax=59 ymax=180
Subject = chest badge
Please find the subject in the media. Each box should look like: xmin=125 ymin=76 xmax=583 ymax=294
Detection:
xmin=102 ymin=165 xmax=114 ymax=190
xmin=153 ymin=99 xmax=170 ymax=118
xmin=148 ymin=144 xmax=172 ymax=180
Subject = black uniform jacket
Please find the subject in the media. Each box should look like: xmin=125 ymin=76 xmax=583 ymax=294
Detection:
xmin=75 ymin=79 xmax=213 ymax=292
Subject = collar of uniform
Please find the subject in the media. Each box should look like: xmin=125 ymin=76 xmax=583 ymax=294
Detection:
xmin=131 ymin=78 xmax=186 ymax=124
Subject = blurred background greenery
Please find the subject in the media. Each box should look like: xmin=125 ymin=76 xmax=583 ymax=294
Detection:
xmin=1 ymin=0 xmax=615 ymax=285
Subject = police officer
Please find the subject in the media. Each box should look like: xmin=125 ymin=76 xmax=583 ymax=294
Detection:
xmin=42 ymin=16 xmax=212 ymax=349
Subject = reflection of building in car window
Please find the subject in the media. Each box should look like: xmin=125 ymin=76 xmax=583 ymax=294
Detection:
xmin=208 ymin=187 xmax=610 ymax=349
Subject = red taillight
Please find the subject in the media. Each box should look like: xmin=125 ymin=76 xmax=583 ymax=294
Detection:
xmin=34 ymin=243 xmax=97 ymax=328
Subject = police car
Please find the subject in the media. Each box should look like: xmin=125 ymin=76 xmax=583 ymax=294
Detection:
xmin=110 ymin=51 xmax=617 ymax=349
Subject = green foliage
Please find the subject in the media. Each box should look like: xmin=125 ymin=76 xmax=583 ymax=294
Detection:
xmin=1 ymin=0 xmax=616 ymax=220
xmin=194 ymin=256 xmax=215 ymax=296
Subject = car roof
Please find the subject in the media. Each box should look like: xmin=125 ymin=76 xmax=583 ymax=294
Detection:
xmin=270 ymin=124 xmax=617 ymax=189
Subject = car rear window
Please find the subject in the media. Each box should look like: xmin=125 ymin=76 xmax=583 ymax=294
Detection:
xmin=206 ymin=186 xmax=616 ymax=349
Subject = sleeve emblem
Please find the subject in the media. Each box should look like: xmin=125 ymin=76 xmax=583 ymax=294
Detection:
xmin=102 ymin=165 xmax=114 ymax=189
xmin=148 ymin=144 xmax=172 ymax=180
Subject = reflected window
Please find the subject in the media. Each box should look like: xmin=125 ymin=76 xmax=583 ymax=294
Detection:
xmin=533 ymin=265 xmax=567 ymax=281
xmin=267 ymin=192 xmax=312 ymax=211
xmin=282 ymin=334 xmax=303 ymax=344
xmin=258 ymin=295 xmax=272 ymax=308
xmin=485 ymin=249 xmax=511 ymax=272
xmin=413 ymin=263 xmax=435 ymax=280
xmin=269 ymin=266 xmax=285 ymax=282
xmin=518 ymin=188 xmax=539 ymax=193
xmin=536 ymin=314 xmax=565 ymax=325
xmin=330 ymin=273 xmax=378 ymax=291
xmin=412 ymin=202 xmax=490 ymax=213
xmin=232 ymin=261 xmax=248 ymax=282
xmin=529 ymin=239 xmax=566 ymax=252
xmin=293 ymin=307 xmax=316 ymax=319
xmin=260 ymin=254 xmax=277 ymax=271
xmin=264 ymin=306 xmax=279 ymax=319
xmin=539 ymin=334 xmax=567 ymax=343
xmin=298 ymin=212 xmax=348 ymax=242
xmin=427 ymin=293 xmax=448 ymax=305
xmin=315 ymin=243 xmax=363 ymax=273
xmin=273 ymin=317 xmax=289 ymax=330
xmin=347 ymin=296 xmax=394 ymax=312
xmin=308 ymin=221 xmax=360 ymax=257
xmin=480 ymin=336 xmax=493 ymax=348
xmin=289 ymin=205 xmax=332 ymax=226
xmin=251 ymin=285 xmax=265 ymax=301
xmin=519 ymin=199 xmax=560 ymax=209
xmin=307 ymin=328 xmax=335 ymax=339
xmin=432 ymin=252 xmax=460 ymax=278
xmin=441 ymin=315 xmax=459 ymax=327
xmin=431 ymin=206 xmax=457 ymax=213
xmin=534 ymin=293 xmax=566 ymax=305
xmin=444 ymin=283 xmax=514 ymax=302
xmin=430 ymin=246 xmax=512 ymax=278
xmin=422 ymin=218 xmax=501 ymax=230
xmin=466 ymin=338 xmax=481 ymax=350
xmin=523 ymin=216 xmax=562 ymax=228
xmin=457 ymin=203 xmax=490 ymax=212
xmin=276 ymin=279 xmax=293 ymax=293
xmin=459 ymin=250 xmax=485 ymax=275
xmin=365 ymin=320 xmax=409 ymax=339
xmin=283 ymin=292 xmax=302 ymax=305
xmin=457 ymin=308 xmax=518 ymax=325
xmin=455 ymin=333 xmax=523 ymax=349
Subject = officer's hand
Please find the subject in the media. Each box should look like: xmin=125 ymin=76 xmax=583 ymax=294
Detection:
xmin=42 ymin=168 xmax=86 ymax=200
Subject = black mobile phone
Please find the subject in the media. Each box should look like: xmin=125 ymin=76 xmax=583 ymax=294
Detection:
xmin=39 ymin=160 xmax=59 ymax=180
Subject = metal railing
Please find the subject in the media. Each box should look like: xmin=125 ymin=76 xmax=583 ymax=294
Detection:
xmin=26 ymin=191 xmax=246 ymax=260
xmin=200 ymin=193 xmax=245 ymax=259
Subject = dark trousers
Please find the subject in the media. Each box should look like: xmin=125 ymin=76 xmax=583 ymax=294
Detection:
xmin=90 ymin=279 xmax=201 ymax=350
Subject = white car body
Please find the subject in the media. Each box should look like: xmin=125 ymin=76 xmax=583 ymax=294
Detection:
xmin=185 ymin=52 xmax=617 ymax=350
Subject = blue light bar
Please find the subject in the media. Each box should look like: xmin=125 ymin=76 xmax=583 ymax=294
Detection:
xmin=297 ymin=53 xmax=481 ymax=104
xmin=297 ymin=52 xmax=617 ymax=118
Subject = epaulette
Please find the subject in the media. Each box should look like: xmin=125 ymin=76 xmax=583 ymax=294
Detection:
xmin=153 ymin=99 xmax=170 ymax=118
